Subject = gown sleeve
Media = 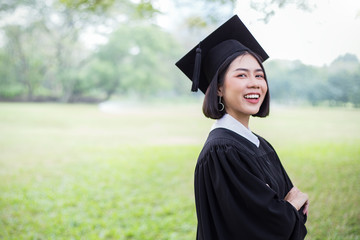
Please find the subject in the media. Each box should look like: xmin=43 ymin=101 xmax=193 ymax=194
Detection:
xmin=195 ymin=143 xmax=307 ymax=240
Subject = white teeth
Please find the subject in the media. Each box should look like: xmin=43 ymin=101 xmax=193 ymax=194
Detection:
xmin=244 ymin=94 xmax=259 ymax=99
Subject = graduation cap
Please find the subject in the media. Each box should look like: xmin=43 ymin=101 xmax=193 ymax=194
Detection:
xmin=175 ymin=15 xmax=269 ymax=94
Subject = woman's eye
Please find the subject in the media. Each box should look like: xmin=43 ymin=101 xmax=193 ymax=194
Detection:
xmin=256 ymin=74 xmax=264 ymax=78
xmin=237 ymin=74 xmax=246 ymax=78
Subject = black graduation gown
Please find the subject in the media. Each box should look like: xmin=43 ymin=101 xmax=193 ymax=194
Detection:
xmin=195 ymin=128 xmax=307 ymax=240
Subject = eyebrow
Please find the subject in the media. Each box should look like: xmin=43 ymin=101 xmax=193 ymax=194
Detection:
xmin=233 ymin=68 xmax=264 ymax=72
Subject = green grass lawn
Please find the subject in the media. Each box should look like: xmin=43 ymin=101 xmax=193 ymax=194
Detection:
xmin=0 ymin=102 xmax=359 ymax=239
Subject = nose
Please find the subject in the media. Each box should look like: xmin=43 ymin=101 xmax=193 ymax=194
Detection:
xmin=248 ymin=75 xmax=260 ymax=89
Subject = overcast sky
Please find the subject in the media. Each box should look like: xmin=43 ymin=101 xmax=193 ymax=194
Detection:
xmin=158 ymin=0 xmax=360 ymax=66
xmin=235 ymin=0 xmax=360 ymax=66
xmin=2 ymin=0 xmax=359 ymax=67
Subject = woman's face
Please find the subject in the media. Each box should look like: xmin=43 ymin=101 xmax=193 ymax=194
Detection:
xmin=219 ymin=54 xmax=268 ymax=122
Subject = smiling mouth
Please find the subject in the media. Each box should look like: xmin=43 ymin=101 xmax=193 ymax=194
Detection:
xmin=244 ymin=94 xmax=260 ymax=99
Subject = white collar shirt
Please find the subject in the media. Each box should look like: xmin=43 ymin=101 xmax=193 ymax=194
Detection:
xmin=211 ymin=113 xmax=260 ymax=148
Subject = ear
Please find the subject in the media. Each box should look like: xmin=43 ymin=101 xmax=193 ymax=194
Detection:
xmin=217 ymin=85 xmax=224 ymax=97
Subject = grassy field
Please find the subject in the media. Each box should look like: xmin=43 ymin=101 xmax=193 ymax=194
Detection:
xmin=0 ymin=102 xmax=359 ymax=239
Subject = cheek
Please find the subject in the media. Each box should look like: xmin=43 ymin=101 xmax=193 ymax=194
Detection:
xmin=223 ymin=85 xmax=247 ymax=107
xmin=262 ymin=81 xmax=268 ymax=94
xmin=223 ymin=81 xmax=242 ymax=100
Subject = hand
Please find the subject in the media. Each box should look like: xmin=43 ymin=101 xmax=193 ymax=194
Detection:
xmin=284 ymin=186 xmax=309 ymax=215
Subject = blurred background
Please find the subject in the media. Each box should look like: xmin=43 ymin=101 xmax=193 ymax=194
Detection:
xmin=0 ymin=0 xmax=359 ymax=105
xmin=1 ymin=0 xmax=360 ymax=239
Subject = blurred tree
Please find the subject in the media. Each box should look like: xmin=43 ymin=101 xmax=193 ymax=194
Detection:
xmin=0 ymin=48 xmax=19 ymax=99
xmin=266 ymin=55 xmax=360 ymax=107
xmin=0 ymin=0 xmax=111 ymax=102
xmin=328 ymin=53 xmax=360 ymax=74
xmin=1 ymin=21 xmax=49 ymax=101
xmin=57 ymin=0 xmax=159 ymax=18
xmin=350 ymin=71 xmax=360 ymax=107
xmin=81 ymin=59 xmax=119 ymax=101
xmin=1 ymin=0 xmax=357 ymax=107
xmin=326 ymin=54 xmax=360 ymax=107
xmin=46 ymin=8 xmax=95 ymax=102
xmin=53 ymin=0 xmax=311 ymax=26
xmin=94 ymin=23 xmax=186 ymax=99
xmin=264 ymin=60 xmax=324 ymax=105
xmin=249 ymin=0 xmax=313 ymax=23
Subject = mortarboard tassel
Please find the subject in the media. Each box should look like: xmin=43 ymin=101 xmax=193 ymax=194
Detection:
xmin=191 ymin=44 xmax=202 ymax=92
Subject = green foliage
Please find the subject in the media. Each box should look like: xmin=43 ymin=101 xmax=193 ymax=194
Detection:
xmin=57 ymin=0 xmax=159 ymax=18
xmin=265 ymin=54 xmax=360 ymax=107
xmin=0 ymin=24 xmax=47 ymax=100
xmin=0 ymin=49 xmax=21 ymax=98
xmin=0 ymin=0 xmax=93 ymax=102
xmin=326 ymin=54 xmax=360 ymax=107
xmin=0 ymin=103 xmax=359 ymax=239
xmin=82 ymin=59 xmax=118 ymax=100
xmin=0 ymin=0 xmax=358 ymax=105
xmin=59 ymin=0 xmax=116 ymax=11
xmin=250 ymin=0 xmax=313 ymax=23
xmin=0 ymin=0 xmax=188 ymax=102
xmin=134 ymin=0 xmax=160 ymax=18
xmin=95 ymin=24 xmax=187 ymax=98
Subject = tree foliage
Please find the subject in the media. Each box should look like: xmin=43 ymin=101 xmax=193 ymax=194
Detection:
xmin=0 ymin=0 xmax=186 ymax=102
xmin=0 ymin=0 xmax=359 ymax=107
xmin=265 ymin=54 xmax=360 ymax=107
xmin=250 ymin=0 xmax=314 ymax=22
xmin=89 ymin=23 xmax=187 ymax=99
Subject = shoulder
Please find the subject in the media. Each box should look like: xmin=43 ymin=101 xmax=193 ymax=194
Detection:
xmin=254 ymin=133 xmax=277 ymax=153
xmin=197 ymin=128 xmax=256 ymax=163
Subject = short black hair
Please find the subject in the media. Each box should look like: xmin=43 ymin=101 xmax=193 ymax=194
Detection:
xmin=202 ymin=51 xmax=270 ymax=119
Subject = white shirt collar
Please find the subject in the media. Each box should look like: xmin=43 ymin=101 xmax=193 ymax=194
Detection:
xmin=211 ymin=113 xmax=260 ymax=147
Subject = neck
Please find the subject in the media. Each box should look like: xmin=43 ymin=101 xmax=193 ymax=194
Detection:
xmin=226 ymin=112 xmax=250 ymax=129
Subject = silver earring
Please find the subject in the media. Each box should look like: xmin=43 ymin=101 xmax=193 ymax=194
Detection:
xmin=218 ymin=96 xmax=225 ymax=111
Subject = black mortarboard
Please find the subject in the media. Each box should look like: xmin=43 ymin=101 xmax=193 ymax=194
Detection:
xmin=175 ymin=15 xmax=269 ymax=93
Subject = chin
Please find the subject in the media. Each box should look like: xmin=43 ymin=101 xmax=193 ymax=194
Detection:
xmin=246 ymin=107 xmax=261 ymax=115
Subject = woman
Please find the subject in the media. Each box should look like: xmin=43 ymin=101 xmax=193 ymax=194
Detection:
xmin=176 ymin=15 xmax=309 ymax=240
